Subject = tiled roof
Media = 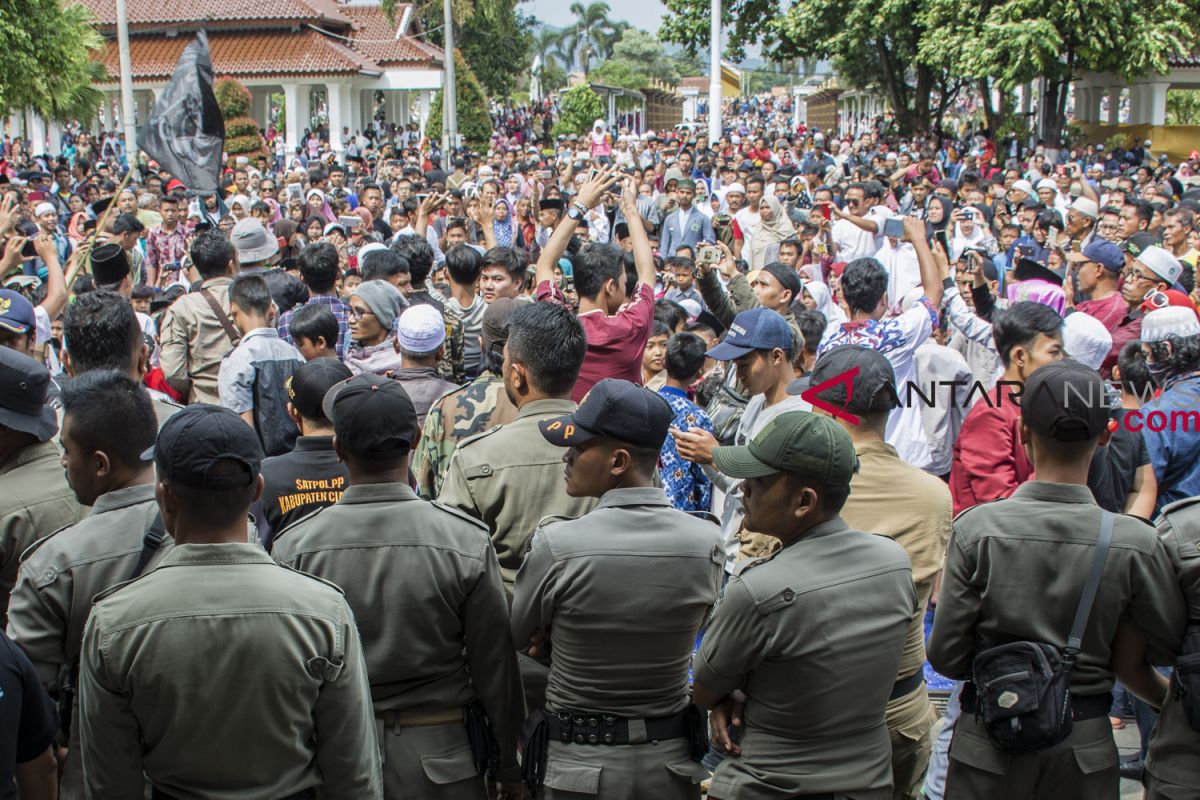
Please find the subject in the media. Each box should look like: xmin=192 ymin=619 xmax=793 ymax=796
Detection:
xmin=1168 ymin=52 xmax=1200 ymax=68
xmin=96 ymin=30 xmax=371 ymax=81
xmin=340 ymin=5 xmax=442 ymax=66
xmin=679 ymin=77 xmax=709 ymax=91
xmin=78 ymin=0 xmax=351 ymax=28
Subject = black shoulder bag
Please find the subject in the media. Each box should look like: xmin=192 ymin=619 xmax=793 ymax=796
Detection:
xmin=970 ymin=510 xmax=1113 ymax=754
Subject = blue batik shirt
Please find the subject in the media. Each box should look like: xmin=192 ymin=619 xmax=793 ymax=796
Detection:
xmin=658 ymin=385 xmax=714 ymax=513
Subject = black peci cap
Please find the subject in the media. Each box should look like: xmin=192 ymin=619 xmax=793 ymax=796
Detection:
xmin=287 ymin=358 xmax=352 ymax=420
xmin=322 ymin=374 xmax=417 ymax=457
xmin=1021 ymin=360 xmax=1109 ymax=442
xmin=89 ymin=243 xmax=130 ymax=286
xmin=791 ymin=344 xmax=899 ymax=414
xmin=148 ymin=405 xmax=264 ymax=488
xmin=539 ymin=378 xmax=674 ymax=449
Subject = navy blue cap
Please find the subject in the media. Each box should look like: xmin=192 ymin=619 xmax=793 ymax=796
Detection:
xmin=539 ymin=378 xmax=674 ymax=449
xmin=706 ymin=307 xmax=793 ymax=361
xmin=1068 ymin=239 xmax=1124 ymax=272
xmin=0 ymin=289 xmax=36 ymax=336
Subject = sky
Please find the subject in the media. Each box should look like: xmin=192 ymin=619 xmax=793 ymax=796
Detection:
xmin=525 ymin=0 xmax=668 ymax=34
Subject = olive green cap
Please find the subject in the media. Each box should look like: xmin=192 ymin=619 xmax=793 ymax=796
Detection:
xmin=711 ymin=411 xmax=858 ymax=484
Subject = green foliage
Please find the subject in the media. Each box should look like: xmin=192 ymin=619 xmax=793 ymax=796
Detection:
xmin=427 ymin=50 xmax=492 ymax=148
xmin=562 ymin=2 xmax=627 ymax=73
xmin=1167 ymin=89 xmax=1200 ymax=126
xmin=459 ymin=1 xmax=533 ymax=98
xmin=589 ymin=60 xmax=647 ymax=90
xmin=213 ymin=77 xmax=265 ymax=158
xmin=532 ymin=28 xmax=573 ymax=95
xmin=552 ymin=84 xmax=605 ymax=137
xmin=0 ymin=0 xmax=104 ymax=123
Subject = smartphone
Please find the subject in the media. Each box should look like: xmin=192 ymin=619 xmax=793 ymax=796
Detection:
xmin=541 ymin=169 xmax=553 ymax=181
xmin=338 ymin=215 xmax=361 ymax=232
xmin=933 ymin=229 xmax=949 ymax=255
xmin=697 ymin=244 xmax=722 ymax=265
xmin=820 ymin=203 xmax=832 ymax=221
xmin=17 ymin=221 xmax=38 ymax=258
xmin=1047 ymin=227 xmax=1059 ymax=249
xmin=882 ymin=217 xmax=905 ymax=239
xmin=286 ymin=184 xmax=302 ymax=202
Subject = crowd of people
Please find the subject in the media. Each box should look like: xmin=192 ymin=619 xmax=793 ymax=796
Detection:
xmin=0 ymin=101 xmax=1196 ymax=800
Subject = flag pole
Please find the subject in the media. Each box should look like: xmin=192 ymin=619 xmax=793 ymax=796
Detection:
xmin=442 ymin=0 xmax=457 ymax=153
xmin=115 ymin=0 xmax=139 ymax=165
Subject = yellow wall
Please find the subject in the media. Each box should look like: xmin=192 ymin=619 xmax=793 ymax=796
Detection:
xmin=721 ymin=65 xmax=740 ymax=98
xmin=1077 ymin=123 xmax=1200 ymax=162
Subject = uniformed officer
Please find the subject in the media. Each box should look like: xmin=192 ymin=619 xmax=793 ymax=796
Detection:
xmin=414 ymin=297 xmax=519 ymax=499
xmin=511 ymin=378 xmax=723 ymax=799
xmin=0 ymin=347 xmax=84 ymax=627
xmin=1145 ymin=497 xmax=1200 ymax=798
xmin=61 ymin=289 xmax=183 ymax=430
xmin=78 ymin=404 xmax=382 ymax=798
xmin=273 ymin=375 xmax=525 ymax=800
xmin=928 ymin=361 xmax=1186 ymax=799
xmin=693 ymin=411 xmax=917 ymax=800
xmin=800 ymin=346 xmax=950 ymax=800
xmin=438 ymin=301 xmax=596 ymax=592
xmin=7 ymin=370 xmax=169 ymax=799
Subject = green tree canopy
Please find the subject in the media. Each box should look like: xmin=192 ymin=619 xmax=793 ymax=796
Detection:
xmin=552 ymin=84 xmax=605 ymax=137
xmin=0 ymin=0 xmax=104 ymax=123
xmin=427 ymin=50 xmax=492 ymax=148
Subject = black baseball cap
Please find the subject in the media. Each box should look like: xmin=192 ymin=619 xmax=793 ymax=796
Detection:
xmin=790 ymin=345 xmax=899 ymax=414
xmin=287 ymin=357 xmax=352 ymax=420
xmin=322 ymin=374 xmax=417 ymax=457
xmin=0 ymin=347 xmax=57 ymax=441
xmin=1012 ymin=255 xmax=1065 ymax=287
xmin=539 ymin=378 xmax=674 ymax=449
xmin=1123 ymin=232 xmax=1159 ymax=259
xmin=1021 ymin=360 xmax=1109 ymax=442
xmin=148 ymin=405 xmax=264 ymax=488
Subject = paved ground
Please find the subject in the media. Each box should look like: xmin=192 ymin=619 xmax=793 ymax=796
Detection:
xmin=1115 ymin=720 xmax=1145 ymax=799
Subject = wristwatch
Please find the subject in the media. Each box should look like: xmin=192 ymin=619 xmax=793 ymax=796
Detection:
xmin=566 ymin=204 xmax=587 ymax=222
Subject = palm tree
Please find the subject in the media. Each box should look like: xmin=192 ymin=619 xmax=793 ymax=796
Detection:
xmin=563 ymin=1 xmax=614 ymax=74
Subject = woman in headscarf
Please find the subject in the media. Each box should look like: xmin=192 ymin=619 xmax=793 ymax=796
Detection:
xmin=492 ymin=198 xmax=516 ymax=248
xmin=802 ymin=280 xmax=848 ymax=327
xmin=305 ymin=189 xmax=335 ymax=223
xmin=925 ymin=195 xmax=953 ymax=242
xmin=274 ymin=219 xmax=301 ymax=262
xmin=746 ymin=195 xmax=796 ymax=270
xmin=948 ymin=204 xmax=997 ymax=261
xmin=228 ymin=195 xmax=251 ymax=221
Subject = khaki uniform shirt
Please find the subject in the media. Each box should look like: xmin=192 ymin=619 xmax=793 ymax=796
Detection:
xmin=840 ymin=440 xmax=951 ymax=726
xmin=272 ymin=483 xmax=525 ymax=782
xmin=158 ymin=276 xmax=238 ymax=404
xmin=79 ymin=543 xmax=382 ymax=798
xmin=928 ymin=481 xmax=1186 ymax=695
xmin=511 ymin=487 xmax=723 ymax=717
xmin=0 ymin=441 xmax=86 ymax=626
xmin=695 ymin=518 xmax=916 ymax=799
xmin=1146 ymin=497 xmax=1200 ymax=788
xmin=438 ymin=398 xmax=596 ymax=590
xmin=412 ymin=372 xmax=518 ymax=500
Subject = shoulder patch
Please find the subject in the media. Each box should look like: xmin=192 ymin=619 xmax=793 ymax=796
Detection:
xmin=18 ymin=522 xmax=75 ymax=565
xmin=278 ymin=562 xmax=347 ymax=595
xmin=430 ymin=501 xmax=490 ymax=533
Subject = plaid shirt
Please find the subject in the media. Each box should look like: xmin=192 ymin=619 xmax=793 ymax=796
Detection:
xmin=277 ymin=294 xmax=350 ymax=360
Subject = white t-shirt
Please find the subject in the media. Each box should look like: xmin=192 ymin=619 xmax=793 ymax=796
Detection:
xmin=832 ymin=204 xmax=892 ymax=261
xmin=735 ymin=207 xmax=761 ymax=241
xmin=33 ymin=305 xmax=61 ymax=375
xmin=819 ymin=300 xmax=938 ymax=471
xmin=874 ymin=240 xmax=922 ymax=313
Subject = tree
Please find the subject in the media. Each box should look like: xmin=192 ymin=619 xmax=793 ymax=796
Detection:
xmin=589 ymin=60 xmax=647 ymax=90
xmin=532 ymin=28 xmax=571 ymax=95
xmin=920 ymin=0 xmax=1197 ymax=147
xmin=1167 ymin=89 xmax=1200 ymax=126
xmin=587 ymin=28 xmax=681 ymax=90
xmin=563 ymin=1 xmax=620 ymax=73
xmin=0 ymin=0 xmax=104 ymax=124
xmin=458 ymin=0 xmax=533 ymax=98
xmin=552 ymin=84 xmax=605 ymax=137
xmin=214 ymin=77 xmax=267 ymax=160
xmin=427 ymin=50 xmax=492 ymax=148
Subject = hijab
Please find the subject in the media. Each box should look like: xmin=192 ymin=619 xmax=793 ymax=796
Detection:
xmin=747 ymin=195 xmax=795 ymax=270
xmin=804 ymin=280 xmax=848 ymax=327
xmin=924 ymin=196 xmax=953 ymax=238
xmin=305 ymin=188 xmax=335 ymax=222
xmin=493 ymin=199 xmax=515 ymax=247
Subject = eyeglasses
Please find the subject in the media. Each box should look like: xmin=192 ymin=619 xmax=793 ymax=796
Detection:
xmin=347 ymin=306 xmax=376 ymax=320
xmin=1124 ymin=267 xmax=1154 ymax=283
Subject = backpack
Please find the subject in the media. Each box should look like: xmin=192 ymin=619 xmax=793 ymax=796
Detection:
xmin=970 ymin=511 xmax=1113 ymax=754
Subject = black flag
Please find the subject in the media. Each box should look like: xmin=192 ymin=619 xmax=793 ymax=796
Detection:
xmin=139 ymin=31 xmax=224 ymax=194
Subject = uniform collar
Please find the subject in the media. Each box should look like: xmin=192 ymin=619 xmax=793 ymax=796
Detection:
xmin=292 ymin=435 xmax=336 ymax=452
xmin=1010 ymin=481 xmax=1097 ymax=504
xmin=338 ymin=482 xmax=419 ymax=504
xmin=157 ymin=542 xmax=274 ymax=568
xmin=92 ymin=482 xmax=156 ymax=515
xmin=782 ymin=516 xmax=850 ymax=549
xmin=0 ymin=440 xmax=60 ymax=476
xmin=595 ymin=486 xmax=672 ymax=509
xmin=854 ymin=439 xmax=899 ymax=459
xmin=515 ymin=397 xmax=577 ymax=420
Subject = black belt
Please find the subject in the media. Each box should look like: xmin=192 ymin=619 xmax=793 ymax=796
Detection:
xmin=889 ymin=670 xmax=925 ymax=701
xmin=961 ymin=685 xmax=1111 ymax=721
xmin=544 ymin=709 xmax=688 ymax=745
xmin=152 ymin=789 xmax=316 ymax=800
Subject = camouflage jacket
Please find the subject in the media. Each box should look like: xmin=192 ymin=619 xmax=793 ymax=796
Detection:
xmin=436 ymin=302 xmax=467 ymax=385
xmin=412 ymin=372 xmax=518 ymax=499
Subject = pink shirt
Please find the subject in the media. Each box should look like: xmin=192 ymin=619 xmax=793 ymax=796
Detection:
xmin=535 ymin=280 xmax=655 ymax=402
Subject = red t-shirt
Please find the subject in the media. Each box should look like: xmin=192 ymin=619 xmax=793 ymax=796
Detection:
xmin=949 ymin=393 xmax=1033 ymax=514
xmin=535 ymin=280 xmax=655 ymax=402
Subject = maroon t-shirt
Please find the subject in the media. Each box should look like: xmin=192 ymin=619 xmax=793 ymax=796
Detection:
xmin=535 ymin=280 xmax=655 ymax=402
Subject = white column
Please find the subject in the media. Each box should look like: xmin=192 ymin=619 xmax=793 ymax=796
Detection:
xmin=47 ymin=121 xmax=62 ymax=154
xmin=1129 ymin=86 xmax=1147 ymax=124
xmin=346 ymin=86 xmax=361 ymax=138
xmin=1109 ymin=87 xmax=1122 ymax=125
xmin=284 ymin=83 xmax=302 ymax=155
xmin=250 ymin=89 xmax=266 ymax=127
xmin=399 ymin=90 xmax=411 ymax=126
xmin=26 ymin=111 xmax=47 ymax=155
xmin=1019 ymin=83 xmax=1033 ymax=115
xmin=418 ymin=89 xmax=432 ymax=135
xmin=1147 ymin=82 xmax=1170 ymax=126
xmin=102 ymin=94 xmax=115 ymax=133
xmin=327 ymin=82 xmax=346 ymax=152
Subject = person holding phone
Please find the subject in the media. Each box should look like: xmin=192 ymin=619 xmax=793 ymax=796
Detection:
xmin=829 ymin=181 xmax=893 ymax=261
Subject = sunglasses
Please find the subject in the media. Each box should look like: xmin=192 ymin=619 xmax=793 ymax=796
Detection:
xmin=1142 ymin=288 xmax=1170 ymax=310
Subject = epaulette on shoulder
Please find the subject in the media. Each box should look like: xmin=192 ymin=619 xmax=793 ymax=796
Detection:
xmin=271 ymin=505 xmax=329 ymax=545
xmin=431 ymin=500 xmax=490 ymax=533
xmin=455 ymin=425 xmax=503 ymax=449
xmin=277 ymin=562 xmax=346 ymax=595
xmin=951 ymin=497 xmax=1004 ymax=526
xmin=18 ymin=523 xmax=75 ymax=563
xmin=535 ymin=513 xmax=580 ymax=532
